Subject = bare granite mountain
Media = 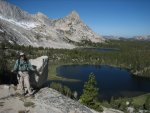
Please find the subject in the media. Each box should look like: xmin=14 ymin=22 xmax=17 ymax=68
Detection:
xmin=0 ymin=0 xmax=104 ymax=49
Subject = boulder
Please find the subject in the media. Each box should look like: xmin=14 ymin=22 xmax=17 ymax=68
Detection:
xmin=29 ymin=56 xmax=48 ymax=88
xmin=34 ymin=87 xmax=99 ymax=113
xmin=0 ymin=86 xmax=100 ymax=113
xmin=0 ymin=86 xmax=124 ymax=113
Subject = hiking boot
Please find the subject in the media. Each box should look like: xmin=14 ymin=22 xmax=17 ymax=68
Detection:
xmin=25 ymin=90 xmax=35 ymax=97
xmin=25 ymin=93 xmax=32 ymax=97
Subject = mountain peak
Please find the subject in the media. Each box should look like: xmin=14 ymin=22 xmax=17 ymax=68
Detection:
xmin=36 ymin=12 xmax=48 ymax=18
xmin=0 ymin=1 xmax=104 ymax=49
xmin=68 ymin=10 xmax=80 ymax=19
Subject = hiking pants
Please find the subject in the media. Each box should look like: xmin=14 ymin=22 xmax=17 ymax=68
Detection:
xmin=18 ymin=71 xmax=32 ymax=94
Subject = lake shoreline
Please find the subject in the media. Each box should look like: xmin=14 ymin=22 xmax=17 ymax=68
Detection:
xmin=49 ymin=62 xmax=150 ymax=81
xmin=49 ymin=63 xmax=150 ymax=100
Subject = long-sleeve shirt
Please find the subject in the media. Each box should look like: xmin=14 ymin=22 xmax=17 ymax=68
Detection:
xmin=13 ymin=59 xmax=34 ymax=72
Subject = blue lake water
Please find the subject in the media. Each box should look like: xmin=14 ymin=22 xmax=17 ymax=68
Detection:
xmin=55 ymin=65 xmax=150 ymax=100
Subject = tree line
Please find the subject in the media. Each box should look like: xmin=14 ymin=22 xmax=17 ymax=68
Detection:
xmin=1 ymin=40 xmax=150 ymax=79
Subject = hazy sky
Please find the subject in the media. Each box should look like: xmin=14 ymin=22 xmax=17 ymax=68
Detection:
xmin=7 ymin=0 xmax=150 ymax=37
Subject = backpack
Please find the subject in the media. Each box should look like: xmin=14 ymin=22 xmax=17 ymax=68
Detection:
xmin=16 ymin=59 xmax=20 ymax=72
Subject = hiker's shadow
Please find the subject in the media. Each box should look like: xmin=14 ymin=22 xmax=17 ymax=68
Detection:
xmin=29 ymin=65 xmax=40 ymax=89
xmin=28 ymin=65 xmax=41 ymax=95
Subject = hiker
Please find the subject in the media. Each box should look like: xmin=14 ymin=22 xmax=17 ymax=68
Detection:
xmin=12 ymin=52 xmax=35 ymax=96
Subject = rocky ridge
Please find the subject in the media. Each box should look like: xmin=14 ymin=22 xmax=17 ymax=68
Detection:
xmin=0 ymin=0 xmax=104 ymax=49
xmin=0 ymin=85 xmax=124 ymax=113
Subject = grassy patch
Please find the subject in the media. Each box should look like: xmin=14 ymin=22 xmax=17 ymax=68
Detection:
xmin=24 ymin=101 xmax=35 ymax=107
xmin=48 ymin=64 xmax=80 ymax=82
xmin=132 ymin=93 xmax=150 ymax=106
xmin=111 ymin=93 xmax=150 ymax=109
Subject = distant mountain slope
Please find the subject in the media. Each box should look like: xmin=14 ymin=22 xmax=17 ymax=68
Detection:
xmin=103 ymin=35 xmax=150 ymax=41
xmin=0 ymin=0 xmax=104 ymax=49
xmin=129 ymin=35 xmax=150 ymax=41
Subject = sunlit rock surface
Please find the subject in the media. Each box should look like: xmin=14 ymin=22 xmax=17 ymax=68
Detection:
xmin=0 ymin=86 xmax=100 ymax=113
xmin=29 ymin=56 xmax=48 ymax=88
xmin=34 ymin=88 xmax=99 ymax=113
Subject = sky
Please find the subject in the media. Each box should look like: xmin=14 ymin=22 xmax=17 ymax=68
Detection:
xmin=7 ymin=0 xmax=150 ymax=37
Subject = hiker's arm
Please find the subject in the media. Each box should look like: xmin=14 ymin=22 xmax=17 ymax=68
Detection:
xmin=28 ymin=61 xmax=35 ymax=71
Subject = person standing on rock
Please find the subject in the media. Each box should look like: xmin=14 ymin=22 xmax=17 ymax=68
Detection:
xmin=12 ymin=52 xmax=35 ymax=96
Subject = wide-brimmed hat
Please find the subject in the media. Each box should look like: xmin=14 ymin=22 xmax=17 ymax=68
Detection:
xmin=20 ymin=52 xmax=25 ymax=56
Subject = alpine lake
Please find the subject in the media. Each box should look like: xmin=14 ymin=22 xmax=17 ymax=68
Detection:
xmin=50 ymin=48 xmax=150 ymax=100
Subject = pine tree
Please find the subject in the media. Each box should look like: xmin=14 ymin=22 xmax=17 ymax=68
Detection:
xmin=80 ymin=73 xmax=99 ymax=107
